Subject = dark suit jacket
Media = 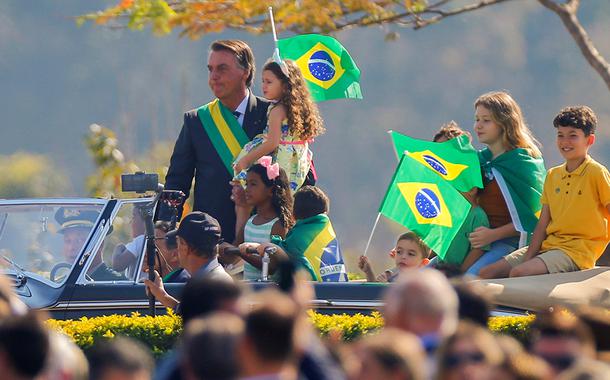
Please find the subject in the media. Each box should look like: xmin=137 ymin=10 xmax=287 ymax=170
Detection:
xmin=165 ymin=93 xmax=270 ymax=243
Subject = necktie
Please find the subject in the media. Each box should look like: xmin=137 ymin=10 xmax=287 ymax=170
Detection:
xmin=232 ymin=111 xmax=241 ymax=119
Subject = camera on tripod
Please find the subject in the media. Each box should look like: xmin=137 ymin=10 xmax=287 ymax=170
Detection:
xmin=121 ymin=172 xmax=159 ymax=193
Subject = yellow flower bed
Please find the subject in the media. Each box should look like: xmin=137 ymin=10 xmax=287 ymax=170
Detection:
xmin=47 ymin=311 xmax=535 ymax=355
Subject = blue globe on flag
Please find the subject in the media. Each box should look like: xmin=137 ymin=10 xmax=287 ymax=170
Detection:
xmin=422 ymin=154 xmax=448 ymax=175
xmin=308 ymin=50 xmax=336 ymax=81
xmin=414 ymin=188 xmax=441 ymax=219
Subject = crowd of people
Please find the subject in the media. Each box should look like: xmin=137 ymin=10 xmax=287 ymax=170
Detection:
xmin=3 ymin=270 xmax=610 ymax=379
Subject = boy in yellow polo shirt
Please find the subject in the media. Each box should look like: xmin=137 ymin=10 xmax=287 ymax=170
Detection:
xmin=480 ymin=106 xmax=610 ymax=278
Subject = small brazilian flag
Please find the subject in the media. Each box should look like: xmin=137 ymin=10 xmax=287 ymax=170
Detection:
xmin=278 ymin=34 xmax=362 ymax=102
xmin=380 ymin=154 xmax=471 ymax=259
xmin=389 ymin=131 xmax=483 ymax=192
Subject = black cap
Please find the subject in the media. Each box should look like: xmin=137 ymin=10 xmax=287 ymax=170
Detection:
xmin=166 ymin=212 xmax=222 ymax=251
xmin=55 ymin=207 xmax=99 ymax=233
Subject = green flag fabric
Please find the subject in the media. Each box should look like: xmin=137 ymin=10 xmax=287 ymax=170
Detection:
xmin=380 ymin=154 xmax=472 ymax=259
xmin=272 ymin=214 xmax=348 ymax=282
xmin=479 ymin=148 xmax=546 ymax=233
xmin=277 ymin=34 xmax=362 ymax=102
xmin=390 ymin=131 xmax=483 ymax=192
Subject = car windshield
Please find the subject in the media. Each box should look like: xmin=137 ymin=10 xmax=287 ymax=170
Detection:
xmin=0 ymin=203 xmax=104 ymax=284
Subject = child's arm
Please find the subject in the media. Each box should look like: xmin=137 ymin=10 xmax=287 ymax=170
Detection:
xmin=270 ymin=220 xmax=288 ymax=239
xmin=358 ymin=255 xmax=376 ymax=282
xmin=461 ymin=247 xmax=485 ymax=272
xmin=234 ymin=105 xmax=285 ymax=172
xmin=469 ymin=223 xmax=518 ymax=249
xmin=523 ymin=205 xmax=551 ymax=261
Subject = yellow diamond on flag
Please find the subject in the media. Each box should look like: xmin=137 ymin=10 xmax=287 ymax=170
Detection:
xmin=294 ymin=42 xmax=345 ymax=89
xmin=406 ymin=150 xmax=468 ymax=181
xmin=397 ymin=182 xmax=453 ymax=227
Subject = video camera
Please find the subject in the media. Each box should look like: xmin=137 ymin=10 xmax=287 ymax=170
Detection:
xmin=121 ymin=172 xmax=159 ymax=194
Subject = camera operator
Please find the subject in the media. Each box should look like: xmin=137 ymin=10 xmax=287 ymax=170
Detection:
xmin=144 ymin=212 xmax=232 ymax=309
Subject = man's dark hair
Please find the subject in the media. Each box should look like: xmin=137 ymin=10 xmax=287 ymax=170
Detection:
xmin=0 ymin=312 xmax=49 ymax=378
xmin=553 ymin=106 xmax=597 ymax=136
xmin=86 ymin=336 xmax=153 ymax=380
xmin=245 ymin=291 xmax=298 ymax=363
xmin=454 ymin=281 xmax=492 ymax=327
xmin=180 ymin=278 xmax=241 ymax=325
xmin=182 ymin=313 xmax=244 ymax=380
xmin=293 ymin=186 xmax=329 ymax=220
xmin=211 ymin=40 xmax=255 ymax=87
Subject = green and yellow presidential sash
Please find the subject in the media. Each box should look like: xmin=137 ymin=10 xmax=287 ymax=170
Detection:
xmin=197 ymin=99 xmax=250 ymax=174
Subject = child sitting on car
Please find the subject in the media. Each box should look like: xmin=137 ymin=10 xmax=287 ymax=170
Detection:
xmin=358 ymin=232 xmax=430 ymax=282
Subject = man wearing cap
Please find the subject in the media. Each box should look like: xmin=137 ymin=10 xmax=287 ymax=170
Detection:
xmin=144 ymin=212 xmax=232 ymax=309
xmin=54 ymin=207 xmax=126 ymax=282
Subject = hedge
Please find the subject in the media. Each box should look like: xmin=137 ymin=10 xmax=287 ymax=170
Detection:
xmin=48 ymin=311 xmax=535 ymax=356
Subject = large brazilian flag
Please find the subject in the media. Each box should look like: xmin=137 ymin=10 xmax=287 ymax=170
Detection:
xmin=380 ymin=154 xmax=471 ymax=259
xmin=274 ymin=214 xmax=348 ymax=282
xmin=278 ymin=34 xmax=362 ymax=102
xmin=390 ymin=131 xmax=483 ymax=192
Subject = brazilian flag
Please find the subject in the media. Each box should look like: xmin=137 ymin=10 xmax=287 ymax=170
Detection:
xmin=273 ymin=214 xmax=348 ymax=282
xmin=390 ymin=132 xmax=483 ymax=192
xmin=278 ymin=34 xmax=362 ymax=102
xmin=380 ymin=154 xmax=471 ymax=259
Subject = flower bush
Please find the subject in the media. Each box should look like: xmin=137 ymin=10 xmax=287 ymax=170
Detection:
xmin=48 ymin=311 xmax=535 ymax=355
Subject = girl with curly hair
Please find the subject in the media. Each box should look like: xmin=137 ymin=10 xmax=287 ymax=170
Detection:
xmin=233 ymin=59 xmax=324 ymax=191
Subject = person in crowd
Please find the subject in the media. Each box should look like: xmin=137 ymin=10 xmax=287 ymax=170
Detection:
xmin=40 ymin=331 xmax=89 ymax=380
xmin=163 ymin=40 xmax=271 ymax=244
xmin=0 ymin=311 xmax=50 ymax=380
xmin=232 ymin=59 xmax=324 ymax=192
xmin=493 ymin=335 xmax=553 ymax=380
xmin=383 ymin=269 xmax=459 ymax=377
xmin=436 ymin=321 xmax=505 ymax=380
xmin=181 ymin=313 xmax=244 ymax=380
xmin=465 ymin=91 xmax=546 ymax=276
xmin=154 ymin=278 xmax=243 ymax=380
xmin=358 ymin=232 xmax=430 ymax=282
xmin=0 ymin=275 xmax=27 ymax=317
xmin=349 ymin=328 xmax=427 ymax=380
xmin=230 ymin=160 xmax=293 ymax=281
xmin=557 ymin=359 xmax=610 ymax=380
xmin=528 ymin=306 xmax=596 ymax=377
xmin=54 ymin=207 xmax=126 ymax=281
xmin=86 ymin=336 xmax=153 ymax=380
xmin=144 ymin=212 xmax=232 ymax=309
xmin=237 ymin=290 xmax=302 ymax=380
xmin=152 ymin=221 xmax=190 ymax=283
xmin=481 ymin=106 xmax=610 ymax=278
xmin=453 ymin=281 xmax=492 ymax=327
xmin=112 ymin=205 xmax=146 ymax=278
xmin=240 ymin=185 xmax=347 ymax=282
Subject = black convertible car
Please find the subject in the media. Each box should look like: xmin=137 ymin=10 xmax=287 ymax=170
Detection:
xmin=0 ymin=198 xmax=386 ymax=319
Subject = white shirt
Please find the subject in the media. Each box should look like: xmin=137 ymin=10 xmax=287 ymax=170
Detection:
xmin=234 ymin=90 xmax=249 ymax=126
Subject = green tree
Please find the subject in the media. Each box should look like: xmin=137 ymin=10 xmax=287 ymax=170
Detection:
xmin=84 ymin=123 xmax=174 ymax=198
xmin=78 ymin=0 xmax=610 ymax=92
xmin=0 ymin=153 xmax=69 ymax=198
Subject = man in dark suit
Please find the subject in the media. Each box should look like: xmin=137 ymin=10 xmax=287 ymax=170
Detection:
xmin=164 ymin=40 xmax=270 ymax=244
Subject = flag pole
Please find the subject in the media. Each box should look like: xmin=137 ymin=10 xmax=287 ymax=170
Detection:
xmin=387 ymin=130 xmax=400 ymax=161
xmin=363 ymin=213 xmax=381 ymax=257
xmin=268 ymin=7 xmax=280 ymax=52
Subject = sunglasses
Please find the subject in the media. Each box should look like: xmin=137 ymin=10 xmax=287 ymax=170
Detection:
xmin=443 ymin=351 xmax=485 ymax=368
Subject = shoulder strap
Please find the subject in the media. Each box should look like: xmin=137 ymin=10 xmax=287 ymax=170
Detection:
xmin=197 ymin=99 xmax=250 ymax=173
